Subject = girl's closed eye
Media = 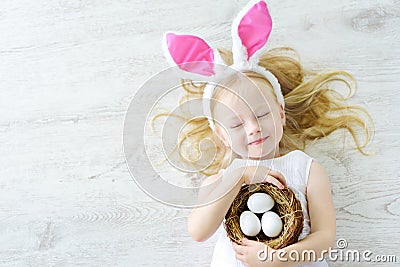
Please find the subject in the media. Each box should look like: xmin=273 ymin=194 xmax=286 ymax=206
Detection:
xmin=230 ymin=111 xmax=270 ymax=128
xmin=257 ymin=111 xmax=270 ymax=118
xmin=231 ymin=121 xmax=243 ymax=129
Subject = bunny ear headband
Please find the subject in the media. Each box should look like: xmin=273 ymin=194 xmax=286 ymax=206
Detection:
xmin=162 ymin=0 xmax=284 ymax=132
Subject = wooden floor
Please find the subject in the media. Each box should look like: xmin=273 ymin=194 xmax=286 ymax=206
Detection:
xmin=0 ymin=0 xmax=399 ymax=266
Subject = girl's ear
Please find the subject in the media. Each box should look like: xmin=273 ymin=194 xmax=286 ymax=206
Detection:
xmin=215 ymin=126 xmax=230 ymax=148
xmin=279 ymin=103 xmax=286 ymax=127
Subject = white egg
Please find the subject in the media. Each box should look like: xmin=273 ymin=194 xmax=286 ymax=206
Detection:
xmin=247 ymin=193 xmax=275 ymax=213
xmin=239 ymin=211 xmax=261 ymax=236
xmin=261 ymin=211 xmax=283 ymax=237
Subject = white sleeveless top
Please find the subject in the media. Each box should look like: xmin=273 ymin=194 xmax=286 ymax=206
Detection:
xmin=210 ymin=150 xmax=329 ymax=267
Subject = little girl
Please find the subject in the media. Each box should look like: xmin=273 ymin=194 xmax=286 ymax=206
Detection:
xmin=159 ymin=1 xmax=373 ymax=266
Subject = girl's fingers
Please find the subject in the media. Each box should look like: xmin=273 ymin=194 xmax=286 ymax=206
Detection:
xmin=243 ymin=167 xmax=286 ymax=188
xmin=264 ymin=175 xmax=284 ymax=189
xmin=235 ymin=252 xmax=245 ymax=261
xmin=233 ymin=249 xmax=248 ymax=266
xmin=244 ymin=175 xmax=285 ymax=189
xmin=232 ymin=242 xmax=245 ymax=255
xmin=266 ymin=169 xmax=286 ymax=185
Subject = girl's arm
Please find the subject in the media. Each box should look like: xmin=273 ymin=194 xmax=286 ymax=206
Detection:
xmin=278 ymin=160 xmax=336 ymax=266
xmin=187 ymin=169 xmax=244 ymax=242
xmin=232 ymin=161 xmax=335 ymax=267
xmin=188 ymin=166 xmax=286 ymax=242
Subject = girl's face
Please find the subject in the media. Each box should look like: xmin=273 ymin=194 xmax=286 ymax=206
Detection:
xmin=213 ymin=78 xmax=286 ymax=160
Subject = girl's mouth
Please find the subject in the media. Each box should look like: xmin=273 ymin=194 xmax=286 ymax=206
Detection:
xmin=248 ymin=137 xmax=268 ymax=145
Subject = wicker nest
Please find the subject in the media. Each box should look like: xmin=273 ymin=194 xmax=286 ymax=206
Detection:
xmin=224 ymin=183 xmax=303 ymax=249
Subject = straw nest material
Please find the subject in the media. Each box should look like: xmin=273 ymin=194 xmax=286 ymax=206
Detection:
xmin=224 ymin=183 xmax=304 ymax=249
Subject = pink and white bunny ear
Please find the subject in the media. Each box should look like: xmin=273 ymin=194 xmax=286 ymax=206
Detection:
xmin=231 ymin=0 xmax=273 ymax=67
xmin=162 ymin=32 xmax=225 ymax=77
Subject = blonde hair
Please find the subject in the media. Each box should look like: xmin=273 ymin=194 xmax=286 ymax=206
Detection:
xmin=151 ymin=47 xmax=374 ymax=176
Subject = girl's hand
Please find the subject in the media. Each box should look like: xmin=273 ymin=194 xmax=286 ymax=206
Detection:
xmin=241 ymin=165 xmax=286 ymax=189
xmin=232 ymin=238 xmax=283 ymax=267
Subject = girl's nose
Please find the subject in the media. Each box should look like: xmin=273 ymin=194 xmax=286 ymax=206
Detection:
xmin=246 ymin=117 xmax=262 ymax=136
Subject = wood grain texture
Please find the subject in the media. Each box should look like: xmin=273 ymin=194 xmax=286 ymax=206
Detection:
xmin=0 ymin=0 xmax=399 ymax=266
